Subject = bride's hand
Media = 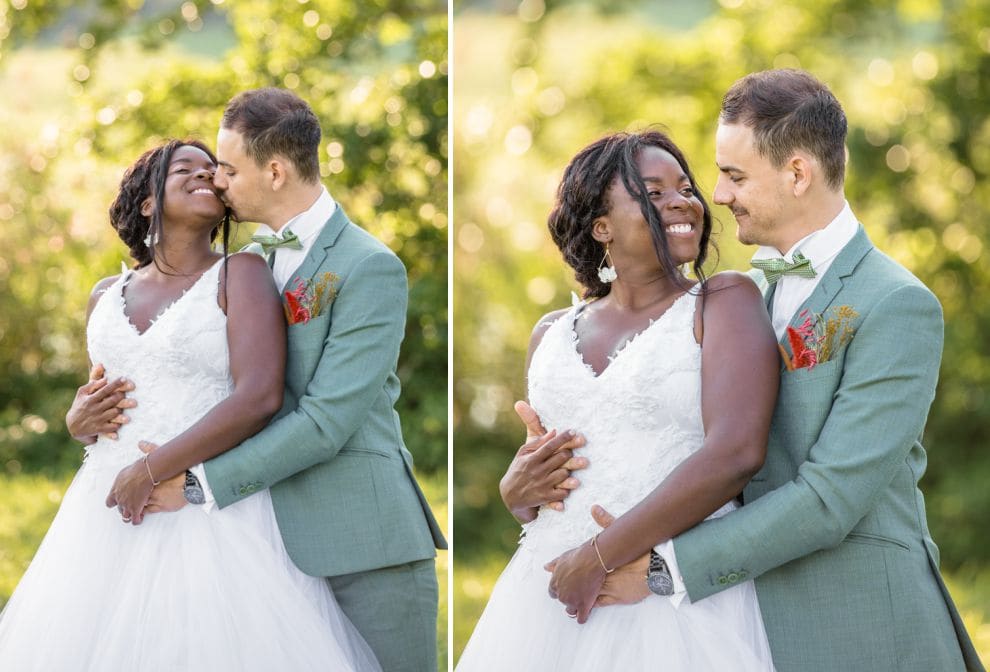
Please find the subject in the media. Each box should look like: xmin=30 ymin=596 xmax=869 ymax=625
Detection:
xmin=499 ymin=428 xmax=587 ymax=523
xmin=65 ymin=363 xmax=137 ymax=443
xmin=544 ymin=539 xmax=606 ymax=624
xmin=105 ymin=440 xmax=159 ymax=525
xmin=500 ymin=401 xmax=588 ymax=522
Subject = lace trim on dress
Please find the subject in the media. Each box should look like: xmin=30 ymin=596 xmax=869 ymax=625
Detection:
xmin=117 ymin=257 xmax=226 ymax=337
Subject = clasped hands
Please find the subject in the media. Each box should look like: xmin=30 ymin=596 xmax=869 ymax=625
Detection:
xmin=67 ymin=364 xmax=187 ymax=525
xmin=504 ymin=402 xmax=651 ymax=623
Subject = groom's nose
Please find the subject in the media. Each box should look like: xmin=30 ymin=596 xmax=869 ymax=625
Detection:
xmin=212 ymin=171 xmax=228 ymax=191
xmin=713 ymin=173 xmax=733 ymax=206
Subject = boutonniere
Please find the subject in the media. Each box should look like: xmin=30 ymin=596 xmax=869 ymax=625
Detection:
xmin=780 ymin=305 xmax=859 ymax=371
xmin=283 ymin=272 xmax=339 ymax=325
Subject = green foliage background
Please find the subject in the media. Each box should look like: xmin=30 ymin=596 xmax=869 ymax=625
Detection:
xmin=452 ymin=0 xmax=990 ymax=662
xmin=0 ymin=0 xmax=447 ymax=475
xmin=0 ymin=1 xmax=448 ymax=666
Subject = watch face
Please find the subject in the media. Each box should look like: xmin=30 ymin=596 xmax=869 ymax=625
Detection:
xmin=184 ymin=484 xmax=206 ymax=505
xmin=647 ymin=571 xmax=674 ymax=596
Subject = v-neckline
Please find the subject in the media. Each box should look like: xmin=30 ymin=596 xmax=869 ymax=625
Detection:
xmin=119 ymin=258 xmax=223 ymax=337
xmin=569 ymin=290 xmax=695 ymax=379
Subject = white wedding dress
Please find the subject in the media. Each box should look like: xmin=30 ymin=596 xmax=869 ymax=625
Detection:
xmin=0 ymin=259 xmax=380 ymax=671
xmin=457 ymin=292 xmax=775 ymax=671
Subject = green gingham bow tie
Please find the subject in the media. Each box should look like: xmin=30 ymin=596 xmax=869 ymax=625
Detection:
xmin=250 ymin=228 xmax=304 ymax=255
xmin=750 ymin=251 xmax=817 ymax=284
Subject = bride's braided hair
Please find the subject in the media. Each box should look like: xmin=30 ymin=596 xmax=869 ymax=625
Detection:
xmin=109 ymin=139 xmax=227 ymax=270
xmin=547 ymin=130 xmax=715 ymax=299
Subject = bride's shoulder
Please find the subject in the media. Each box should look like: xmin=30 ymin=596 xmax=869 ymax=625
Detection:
xmin=703 ymin=270 xmax=761 ymax=293
xmin=86 ymin=274 xmax=122 ymax=321
xmin=700 ymin=271 xmax=764 ymax=308
xmin=526 ymin=305 xmax=573 ymax=361
xmin=218 ymin=252 xmax=279 ymax=308
xmin=219 ymin=252 xmax=278 ymax=288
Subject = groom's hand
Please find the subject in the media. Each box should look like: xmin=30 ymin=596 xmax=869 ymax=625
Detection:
xmin=65 ymin=363 xmax=137 ymax=443
xmin=499 ymin=401 xmax=588 ymax=523
xmin=141 ymin=442 xmax=187 ymax=515
xmin=589 ymin=506 xmax=650 ymax=607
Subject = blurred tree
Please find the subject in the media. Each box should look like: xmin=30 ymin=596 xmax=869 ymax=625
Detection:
xmin=0 ymin=0 xmax=448 ymax=476
xmin=453 ymin=0 xmax=990 ymax=575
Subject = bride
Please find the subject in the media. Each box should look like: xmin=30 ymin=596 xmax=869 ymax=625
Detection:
xmin=0 ymin=140 xmax=380 ymax=671
xmin=457 ymin=130 xmax=778 ymax=670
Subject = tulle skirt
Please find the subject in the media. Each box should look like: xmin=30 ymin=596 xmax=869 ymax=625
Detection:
xmin=457 ymin=540 xmax=775 ymax=671
xmin=0 ymin=448 xmax=380 ymax=672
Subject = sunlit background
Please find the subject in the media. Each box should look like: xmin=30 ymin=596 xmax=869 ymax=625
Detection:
xmin=452 ymin=0 xmax=990 ymax=663
xmin=0 ymin=1 xmax=447 ymax=669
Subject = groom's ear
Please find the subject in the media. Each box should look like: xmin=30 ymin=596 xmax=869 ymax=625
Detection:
xmin=268 ymin=157 xmax=289 ymax=192
xmin=787 ymin=153 xmax=814 ymax=197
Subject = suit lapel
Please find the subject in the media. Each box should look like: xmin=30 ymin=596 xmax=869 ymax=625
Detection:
xmin=788 ymin=225 xmax=872 ymax=331
xmin=764 ymin=281 xmax=777 ymax=314
xmin=284 ymin=205 xmax=350 ymax=289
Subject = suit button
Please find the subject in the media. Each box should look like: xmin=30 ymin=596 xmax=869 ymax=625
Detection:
xmin=717 ymin=576 xmax=728 ymax=585
xmin=238 ymin=487 xmax=247 ymax=495
xmin=739 ymin=571 xmax=748 ymax=579
xmin=727 ymin=572 xmax=739 ymax=583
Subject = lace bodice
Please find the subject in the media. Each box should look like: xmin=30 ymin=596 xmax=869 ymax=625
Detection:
xmin=84 ymin=258 xmax=232 ymax=470
xmin=521 ymin=291 xmax=735 ymax=556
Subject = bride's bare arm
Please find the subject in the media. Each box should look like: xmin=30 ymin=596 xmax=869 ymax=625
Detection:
xmin=106 ymin=253 xmax=285 ymax=523
xmin=548 ymin=273 xmax=778 ymax=621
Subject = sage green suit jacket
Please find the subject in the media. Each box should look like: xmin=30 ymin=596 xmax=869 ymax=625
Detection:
xmin=673 ymin=227 xmax=983 ymax=671
xmin=204 ymin=206 xmax=446 ymax=578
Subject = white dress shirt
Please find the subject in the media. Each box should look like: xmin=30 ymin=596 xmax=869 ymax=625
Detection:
xmin=657 ymin=201 xmax=861 ymax=605
xmin=254 ymin=187 xmax=337 ymax=291
xmin=189 ymin=187 xmax=337 ymax=510
xmin=753 ymin=201 xmax=860 ymax=340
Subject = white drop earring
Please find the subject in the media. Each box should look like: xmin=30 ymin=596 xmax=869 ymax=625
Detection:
xmin=143 ymin=226 xmax=160 ymax=248
xmin=597 ymin=243 xmax=617 ymax=283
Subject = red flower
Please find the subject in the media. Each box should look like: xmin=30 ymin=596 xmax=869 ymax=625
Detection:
xmin=786 ymin=326 xmax=818 ymax=370
xmin=284 ymin=289 xmax=311 ymax=324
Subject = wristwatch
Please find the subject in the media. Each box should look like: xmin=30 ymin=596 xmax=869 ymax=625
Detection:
xmin=183 ymin=470 xmax=205 ymax=505
xmin=647 ymin=549 xmax=674 ymax=596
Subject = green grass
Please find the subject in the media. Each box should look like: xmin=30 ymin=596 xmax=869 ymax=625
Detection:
xmin=0 ymin=469 xmax=450 ymax=672
xmin=453 ymin=552 xmax=990 ymax=667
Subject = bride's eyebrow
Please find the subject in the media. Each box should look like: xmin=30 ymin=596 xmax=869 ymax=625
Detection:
xmin=641 ymin=174 xmax=690 ymax=185
xmin=171 ymin=157 xmax=217 ymax=170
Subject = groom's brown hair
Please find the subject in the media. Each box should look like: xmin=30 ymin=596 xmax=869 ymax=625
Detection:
xmin=721 ymin=69 xmax=847 ymax=190
xmin=221 ymin=88 xmax=322 ymax=183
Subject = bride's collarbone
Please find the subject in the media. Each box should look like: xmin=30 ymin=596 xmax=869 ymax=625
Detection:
xmin=122 ymin=267 xmax=213 ymax=330
xmin=575 ymin=293 xmax=687 ymax=361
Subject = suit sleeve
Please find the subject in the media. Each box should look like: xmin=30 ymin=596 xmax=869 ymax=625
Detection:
xmin=673 ymin=283 xmax=943 ymax=601
xmin=203 ymin=251 xmax=408 ymax=508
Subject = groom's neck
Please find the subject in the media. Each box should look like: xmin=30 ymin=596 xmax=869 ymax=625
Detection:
xmin=264 ymin=181 xmax=325 ymax=232
xmin=772 ymin=189 xmax=846 ymax=254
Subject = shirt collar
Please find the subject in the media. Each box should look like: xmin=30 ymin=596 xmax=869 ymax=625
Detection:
xmin=253 ymin=187 xmax=336 ymax=241
xmin=751 ymin=200 xmax=858 ymax=265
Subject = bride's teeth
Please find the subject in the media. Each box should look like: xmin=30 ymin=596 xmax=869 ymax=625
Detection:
xmin=666 ymin=224 xmax=692 ymax=234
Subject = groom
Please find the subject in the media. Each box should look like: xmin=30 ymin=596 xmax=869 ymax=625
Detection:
xmin=78 ymin=88 xmax=446 ymax=672
xmin=507 ymin=70 xmax=983 ymax=671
